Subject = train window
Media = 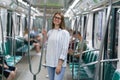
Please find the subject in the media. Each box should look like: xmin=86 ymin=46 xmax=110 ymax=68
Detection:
xmin=0 ymin=12 xmax=1 ymax=41
xmin=86 ymin=13 xmax=93 ymax=45
xmin=7 ymin=10 xmax=13 ymax=37
xmin=114 ymin=10 xmax=119 ymax=58
xmin=114 ymin=9 xmax=119 ymax=59
xmin=92 ymin=13 xmax=95 ymax=47
xmin=81 ymin=15 xmax=87 ymax=39
xmin=47 ymin=18 xmax=52 ymax=30
xmin=24 ymin=17 xmax=27 ymax=29
xmin=19 ymin=16 xmax=24 ymax=37
xmin=74 ymin=17 xmax=78 ymax=31
xmin=105 ymin=8 xmax=119 ymax=60
xmin=12 ymin=13 xmax=20 ymax=36
xmin=0 ymin=9 xmax=7 ymax=37
xmin=17 ymin=15 xmax=21 ymax=35
xmin=92 ymin=11 xmax=105 ymax=49
xmin=102 ymin=8 xmax=119 ymax=80
xmin=33 ymin=17 xmax=43 ymax=31
xmin=65 ymin=17 xmax=71 ymax=30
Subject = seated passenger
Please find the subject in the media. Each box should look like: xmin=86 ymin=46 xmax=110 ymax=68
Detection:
xmin=33 ymin=33 xmax=42 ymax=55
xmin=30 ymin=27 xmax=39 ymax=38
xmin=68 ymin=31 xmax=87 ymax=62
xmin=23 ymin=28 xmax=36 ymax=45
xmin=23 ymin=28 xmax=42 ymax=55
xmin=0 ymin=56 xmax=17 ymax=80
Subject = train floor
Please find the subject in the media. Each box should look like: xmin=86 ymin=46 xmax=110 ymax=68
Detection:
xmin=14 ymin=50 xmax=73 ymax=80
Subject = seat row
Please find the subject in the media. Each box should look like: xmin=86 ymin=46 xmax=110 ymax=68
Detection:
xmin=69 ymin=48 xmax=99 ymax=80
xmin=0 ymin=36 xmax=34 ymax=66
xmin=69 ymin=47 xmax=120 ymax=80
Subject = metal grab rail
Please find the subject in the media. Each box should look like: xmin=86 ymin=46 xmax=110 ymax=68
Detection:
xmin=74 ymin=49 xmax=100 ymax=56
xmin=77 ymin=58 xmax=119 ymax=79
xmin=80 ymin=59 xmax=119 ymax=67
xmin=4 ymin=36 xmax=24 ymax=42
xmin=27 ymin=0 xmax=47 ymax=80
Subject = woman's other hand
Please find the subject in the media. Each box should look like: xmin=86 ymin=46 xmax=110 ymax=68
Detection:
xmin=56 ymin=65 xmax=62 ymax=74
xmin=56 ymin=59 xmax=63 ymax=74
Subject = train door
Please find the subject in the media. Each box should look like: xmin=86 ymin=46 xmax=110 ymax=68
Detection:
xmin=117 ymin=8 xmax=120 ymax=69
xmin=102 ymin=7 xmax=119 ymax=80
xmin=20 ymin=14 xmax=26 ymax=37
xmin=92 ymin=10 xmax=105 ymax=49
xmin=92 ymin=9 xmax=106 ymax=80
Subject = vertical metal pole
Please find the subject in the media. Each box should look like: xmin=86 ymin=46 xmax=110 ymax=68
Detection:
xmin=33 ymin=75 xmax=36 ymax=80
xmin=43 ymin=0 xmax=47 ymax=29
xmin=12 ymin=12 xmax=16 ymax=66
xmin=40 ymin=0 xmax=47 ymax=69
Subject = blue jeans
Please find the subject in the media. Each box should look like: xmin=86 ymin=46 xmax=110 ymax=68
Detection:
xmin=47 ymin=66 xmax=66 ymax=80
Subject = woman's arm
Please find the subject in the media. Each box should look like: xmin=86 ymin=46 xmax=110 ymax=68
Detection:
xmin=56 ymin=30 xmax=70 ymax=74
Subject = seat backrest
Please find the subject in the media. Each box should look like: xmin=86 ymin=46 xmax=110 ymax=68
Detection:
xmin=112 ymin=69 xmax=120 ymax=80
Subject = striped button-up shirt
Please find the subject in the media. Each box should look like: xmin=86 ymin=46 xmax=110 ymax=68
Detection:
xmin=46 ymin=29 xmax=70 ymax=67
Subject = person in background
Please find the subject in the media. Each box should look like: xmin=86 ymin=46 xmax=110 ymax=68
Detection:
xmin=68 ymin=31 xmax=86 ymax=62
xmin=0 ymin=56 xmax=17 ymax=80
xmin=42 ymin=12 xmax=70 ymax=80
xmin=30 ymin=27 xmax=39 ymax=38
xmin=33 ymin=33 xmax=42 ymax=55
xmin=23 ymin=28 xmax=41 ymax=55
xmin=67 ymin=29 xmax=74 ymax=63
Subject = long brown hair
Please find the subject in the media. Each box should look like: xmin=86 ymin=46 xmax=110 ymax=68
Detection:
xmin=52 ymin=12 xmax=65 ymax=29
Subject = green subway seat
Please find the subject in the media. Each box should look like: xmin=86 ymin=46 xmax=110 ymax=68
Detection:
xmin=112 ymin=69 xmax=120 ymax=80
xmin=16 ymin=45 xmax=34 ymax=55
xmin=69 ymin=47 xmax=99 ymax=80
xmin=5 ymin=55 xmax=22 ymax=66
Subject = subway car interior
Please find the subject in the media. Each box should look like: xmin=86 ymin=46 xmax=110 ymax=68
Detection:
xmin=0 ymin=0 xmax=120 ymax=80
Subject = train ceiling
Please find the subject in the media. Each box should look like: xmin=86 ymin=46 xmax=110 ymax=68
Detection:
xmin=0 ymin=0 xmax=74 ymax=16
xmin=65 ymin=0 xmax=120 ymax=17
xmin=22 ymin=0 xmax=74 ymax=16
xmin=0 ymin=0 xmax=120 ymax=17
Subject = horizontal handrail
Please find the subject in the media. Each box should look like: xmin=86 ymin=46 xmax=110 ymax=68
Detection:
xmin=80 ymin=61 xmax=98 ymax=67
xmin=101 ymin=59 xmax=119 ymax=63
xmin=4 ymin=36 xmax=24 ymax=42
xmin=80 ymin=59 xmax=119 ymax=67
xmin=82 ymin=49 xmax=100 ymax=54
xmin=74 ymin=49 xmax=100 ymax=56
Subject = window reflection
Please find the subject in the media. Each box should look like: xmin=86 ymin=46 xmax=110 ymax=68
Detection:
xmin=114 ymin=10 xmax=119 ymax=58
xmin=93 ymin=11 xmax=104 ymax=49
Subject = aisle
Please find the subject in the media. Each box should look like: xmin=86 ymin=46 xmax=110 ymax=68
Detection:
xmin=15 ymin=50 xmax=72 ymax=80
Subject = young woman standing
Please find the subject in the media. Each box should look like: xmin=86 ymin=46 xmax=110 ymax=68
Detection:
xmin=42 ymin=12 xmax=70 ymax=80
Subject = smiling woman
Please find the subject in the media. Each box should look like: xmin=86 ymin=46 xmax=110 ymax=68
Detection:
xmin=42 ymin=12 xmax=70 ymax=80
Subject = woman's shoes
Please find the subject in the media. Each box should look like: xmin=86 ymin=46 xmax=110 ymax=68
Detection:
xmin=46 ymin=75 xmax=49 ymax=78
